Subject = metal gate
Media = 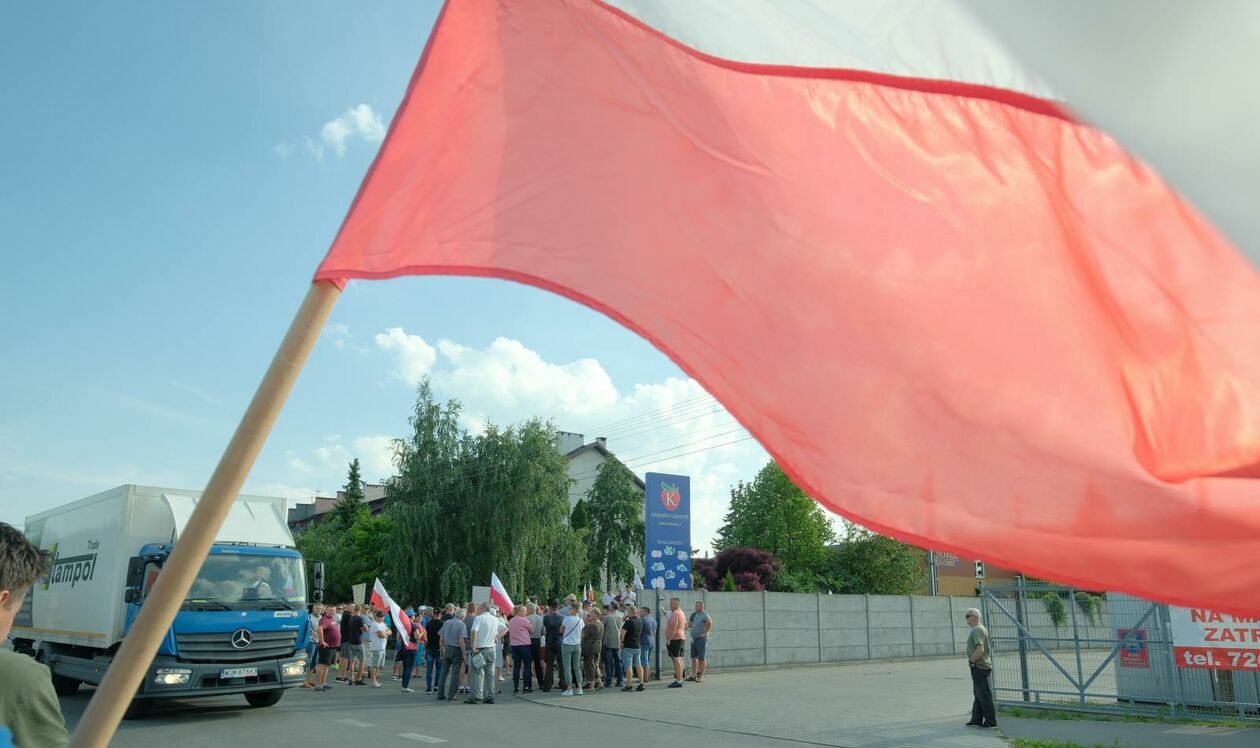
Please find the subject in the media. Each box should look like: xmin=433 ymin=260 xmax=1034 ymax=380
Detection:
xmin=979 ymin=581 xmax=1260 ymax=722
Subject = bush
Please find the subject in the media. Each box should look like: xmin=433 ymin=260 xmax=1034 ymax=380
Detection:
xmin=691 ymin=547 xmax=780 ymax=591
xmin=722 ymin=570 xmax=736 ymax=591
xmin=1039 ymin=593 xmax=1067 ymax=628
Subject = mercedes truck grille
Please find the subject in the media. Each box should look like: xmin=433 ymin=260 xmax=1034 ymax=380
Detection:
xmin=175 ymin=630 xmax=298 ymax=662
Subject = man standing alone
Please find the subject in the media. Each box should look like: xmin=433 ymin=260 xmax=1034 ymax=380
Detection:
xmin=687 ymin=600 xmax=712 ymax=682
xmin=964 ymin=608 xmax=997 ymax=728
xmin=664 ymin=597 xmax=686 ymax=688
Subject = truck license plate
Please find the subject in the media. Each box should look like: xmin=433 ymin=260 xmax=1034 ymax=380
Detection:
xmin=220 ymin=667 xmax=258 ymax=679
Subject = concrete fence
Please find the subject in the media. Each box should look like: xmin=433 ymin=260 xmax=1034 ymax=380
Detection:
xmin=642 ymin=590 xmax=1111 ymax=670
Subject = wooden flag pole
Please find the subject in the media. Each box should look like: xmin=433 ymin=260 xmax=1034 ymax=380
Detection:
xmin=69 ymin=280 xmax=341 ymax=748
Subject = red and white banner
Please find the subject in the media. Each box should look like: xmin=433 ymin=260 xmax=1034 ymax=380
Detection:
xmin=489 ymin=572 xmax=513 ymax=613
xmin=316 ymin=0 xmax=1260 ymax=614
xmin=371 ymin=578 xmax=413 ymax=649
xmin=1170 ymin=607 xmax=1260 ymax=671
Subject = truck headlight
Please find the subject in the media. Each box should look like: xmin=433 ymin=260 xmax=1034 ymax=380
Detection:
xmin=154 ymin=668 xmax=192 ymax=685
xmin=281 ymin=659 xmax=307 ymax=678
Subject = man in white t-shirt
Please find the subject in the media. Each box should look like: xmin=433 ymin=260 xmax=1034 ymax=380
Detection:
xmin=367 ymin=610 xmax=390 ymax=687
xmin=469 ymin=603 xmax=504 ymax=703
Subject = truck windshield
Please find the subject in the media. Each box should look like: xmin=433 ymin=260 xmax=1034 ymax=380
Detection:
xmin=176 ymin=554 xmax=306 ymax=609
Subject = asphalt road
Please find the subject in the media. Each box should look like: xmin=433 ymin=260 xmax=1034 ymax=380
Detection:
xmin=62 ymin=658 xmax=1006 ymax=747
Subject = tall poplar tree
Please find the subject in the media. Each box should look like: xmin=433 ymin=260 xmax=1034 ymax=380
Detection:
xmin=585 ymin=457 xmax=645 ymax=587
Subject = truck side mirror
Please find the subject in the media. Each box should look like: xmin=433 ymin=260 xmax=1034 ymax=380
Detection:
xmin=124 ymin=589 xmax=141 ymax=604
xmin=311 ymin=562 xmax=325 ymax=603
xmin=125 ymin=557 xmax=146 ymax=588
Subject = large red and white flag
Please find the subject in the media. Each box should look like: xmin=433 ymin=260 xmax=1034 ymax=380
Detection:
xmin=489 ymin=572 xmax=513 ymax=613
xmin=318 ymin=1 xmax=1260 ymax=614
xmin=371 ymin=578 xmax=412 ymax=648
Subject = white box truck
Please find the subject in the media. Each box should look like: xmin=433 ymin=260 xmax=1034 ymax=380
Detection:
xmin=11 ymin=485 xmax=323 ymax=717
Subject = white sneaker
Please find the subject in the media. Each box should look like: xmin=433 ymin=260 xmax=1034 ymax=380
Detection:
xmin=561 ymin=689 xmax=574 ymax=697
xmin=372 ymin=682 xmax=382 ymax=688
xmin=402 ymin=687 xmax=414 ymax=693
xmin=576 ymin=688 xmax=584 ymax=695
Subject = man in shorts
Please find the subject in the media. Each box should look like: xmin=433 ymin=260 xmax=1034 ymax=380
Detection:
xmin=338 ymin=604 xmax=355 ymax=682
xmin=347 ymin=605 xmax=369 ymax=685
xmin=687 ymin=600 xmax=712 ymax=682
xmin=619 ymin=604 xmax=645 ymax=691
xmin=366 ymin=609 xmax=390 ymax=687
xmin=665 ymin=597 xmax=686 ymax=688
xmin=314 ymin=606 xmax=341 ymax=691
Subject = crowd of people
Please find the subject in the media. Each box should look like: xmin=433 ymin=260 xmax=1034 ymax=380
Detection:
xmin=302 ymin=592 xmax=715 ymax=703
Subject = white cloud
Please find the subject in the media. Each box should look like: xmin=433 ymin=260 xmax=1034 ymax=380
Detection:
xmin=375 ymin=327 xmax=437 ymax=383
xmin=250 ymin=482 xmax=322 ymax=504
xmin=285 ymin=451 xmax=312 ymax=474
xmin=273 ymin=143 xmax=293 ymax=158
xmin=296 ymin=104 xmax=387 ymax=161
xmin=352 ymin=435 xmax=397 ymax=480
xmin=322 ymin=104 xmax=386 ymax=156
xmin=435 ymin=336 xmax=620 ymax=417
xmin=324 ymin=323 xmax=353 ymax=351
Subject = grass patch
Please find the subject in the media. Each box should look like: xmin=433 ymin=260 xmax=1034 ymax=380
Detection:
xmin=1000 ymin=705 xmax=1256 ymax=729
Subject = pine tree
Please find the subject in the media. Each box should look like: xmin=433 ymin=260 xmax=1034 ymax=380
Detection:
xmin=569 ymin=499 xmax=589 ymax=531
xmin=331 ymin=458 xmax=368 ymax=530
xmin=722 ymin=569 xmax=736 ymax=592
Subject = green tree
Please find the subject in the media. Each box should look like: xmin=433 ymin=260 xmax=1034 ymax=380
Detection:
xmin=824 ymin=522 xmax=927 ymax=594
xmin=331 ymin=458 xmax=368 ymax=530
xmin=584 ymin=457 xmax=645 ymax=588
xmin=722 ymin=569 xmax=736 ymax=592
xmin=569 ymin=499 xmax=589 ymax=532
xmin=385 ymin=379 xmax=585 ymax=604
xmin=295 ymin=509 xmax=393 ymax=602
xmin=714 ymin=461 xmax=835 ymax=576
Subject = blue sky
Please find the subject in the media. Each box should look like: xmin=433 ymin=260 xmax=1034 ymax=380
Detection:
xmin=0 ymin=0 xmax=813 ymax=551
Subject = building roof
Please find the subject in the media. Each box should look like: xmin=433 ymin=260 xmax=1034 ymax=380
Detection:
xmin=565 ymin=438 xmax=646 ymax=489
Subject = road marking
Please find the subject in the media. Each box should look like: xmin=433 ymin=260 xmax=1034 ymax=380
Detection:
xmin=398 ymin=734 xmax=447 ymax=743
xmin=337 ymin=719 xmax=376 ymax=728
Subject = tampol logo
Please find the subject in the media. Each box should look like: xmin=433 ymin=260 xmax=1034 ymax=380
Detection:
xmin=42 ymin=543 xmax=98 ymax=590
xmin=231 ymin=629 xmax=253 ymax=649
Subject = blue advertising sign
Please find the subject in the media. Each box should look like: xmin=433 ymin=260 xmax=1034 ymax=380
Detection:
xmin=644 ymin=472 xmax=691 ymax=591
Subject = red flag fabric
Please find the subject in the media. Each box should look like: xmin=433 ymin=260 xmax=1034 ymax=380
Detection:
xmin=317 ymin=0 xmax=1260 ymax=613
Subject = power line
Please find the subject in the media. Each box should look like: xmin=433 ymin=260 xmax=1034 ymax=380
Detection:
xmin=576 ymin=393 xmax=715 ymax=435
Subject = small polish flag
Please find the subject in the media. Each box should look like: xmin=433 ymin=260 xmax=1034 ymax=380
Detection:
xmin=489 ymin=572 xmax=513 ymax=613
xmin=371 ymin=578 xmax=412 ymax=649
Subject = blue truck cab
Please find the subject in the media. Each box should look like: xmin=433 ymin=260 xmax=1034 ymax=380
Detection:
xmin=123 ymin=543 xmax=313 ymax=708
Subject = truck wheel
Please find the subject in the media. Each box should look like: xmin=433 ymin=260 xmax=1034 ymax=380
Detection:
xmin=51 ymin=673 xmax=81 ymax=697
xmin=244 ymin=690 xmax=284 ymax=708
xmin=123 ymin=699 xmax=153 ymax=720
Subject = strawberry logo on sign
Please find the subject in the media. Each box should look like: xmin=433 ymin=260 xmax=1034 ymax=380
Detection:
xmin=660 ymin=482 xmax=681 ymax=512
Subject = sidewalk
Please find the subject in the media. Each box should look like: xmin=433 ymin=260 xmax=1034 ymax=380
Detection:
xmin=1002 ymin=716 xmax=1257 ymax=748
xmin=518 ymin=657 xmax=1005 ymax=746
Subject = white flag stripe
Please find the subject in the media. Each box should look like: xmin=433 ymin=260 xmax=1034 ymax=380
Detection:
xmin=605 ymin=0 xmax=1054 ymax=98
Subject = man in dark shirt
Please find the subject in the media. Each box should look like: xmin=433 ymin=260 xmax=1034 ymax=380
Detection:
xmin=337 ymin=604 xmax=355 ymax=682
xmin=620 ymin=605 xmax=645 ymax=691
xmin=345 ymin=606 xmax=369 ymax=685
xmin=424 ymin=607 xmax=444 ymax=693
xmin=542 ymin=599 xmax=566 ymax=692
